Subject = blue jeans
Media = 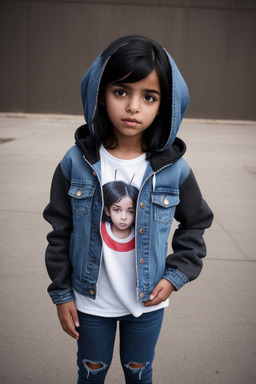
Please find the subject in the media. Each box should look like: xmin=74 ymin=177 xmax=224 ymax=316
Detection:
xmin=76 ymin=309 xmax=164 ymax=384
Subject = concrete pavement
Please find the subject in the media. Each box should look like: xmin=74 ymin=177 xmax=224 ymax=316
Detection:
xmin=0 ymin=114 xmax=255 ymax=384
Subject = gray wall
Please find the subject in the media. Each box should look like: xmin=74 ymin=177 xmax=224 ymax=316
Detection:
xmin=0 ymin=0 xmax=256 ymax=119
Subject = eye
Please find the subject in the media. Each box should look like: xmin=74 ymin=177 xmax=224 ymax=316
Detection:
xmin=128 ymin=210 xmax=134 ymax=215
xmin=112 ymin=207 xmax=120 ymax=213
xmin=144 ymin=94 xmax=158 ymax=103
xmin=114 ymin=89 xmax=127 ymax=97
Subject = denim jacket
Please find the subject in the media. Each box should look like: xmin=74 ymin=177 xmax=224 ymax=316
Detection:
xmin=44 ymin=137 xmax=213 ymax=305
xmin=43 ymin=38 xmax=213 ymax=305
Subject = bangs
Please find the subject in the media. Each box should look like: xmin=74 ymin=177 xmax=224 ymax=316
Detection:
xmin=115 ymin=62 xmax=153 ymax=84
xmin=100 ymin=42 xmax=155 ymax=87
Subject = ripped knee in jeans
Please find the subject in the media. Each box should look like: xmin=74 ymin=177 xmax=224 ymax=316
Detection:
xmin=82 ymin=358 xmax=107 ymax=379
xmin=129 ymin=362 xmax=145 ymax=369
xmin=124 ymin=361 xmax=150 ymax=380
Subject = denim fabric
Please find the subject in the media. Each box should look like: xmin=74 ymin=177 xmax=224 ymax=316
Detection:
xmin=54 ymin=145 xmax=189 ymax=305
xmin=45 ymin=155 xmax=213 ymax=305
xmin=76 ymin=309 xmax=164 ymax=384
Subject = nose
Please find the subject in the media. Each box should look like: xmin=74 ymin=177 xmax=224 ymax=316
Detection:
xmin=127 ymin=96 xmax=140 ymax=113
xmin=120 ymin=211 xmax=127 ymax=220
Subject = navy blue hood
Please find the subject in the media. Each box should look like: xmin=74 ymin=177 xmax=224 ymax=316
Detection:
xmin=81 ymin=39 xmax=189 ymax=151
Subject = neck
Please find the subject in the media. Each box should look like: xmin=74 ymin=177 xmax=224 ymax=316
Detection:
xmin=111 ymin=224 xmax=131 ymax=239
xmin=105 ymin=134 xmax=145 ymax=160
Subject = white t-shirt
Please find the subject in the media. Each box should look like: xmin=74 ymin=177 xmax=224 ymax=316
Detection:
xmin=74 ymin=145 xmax=169 ymax=317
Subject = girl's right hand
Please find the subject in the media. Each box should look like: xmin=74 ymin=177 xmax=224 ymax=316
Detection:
xmin=56 ymin=300 xmax=80 ymax=340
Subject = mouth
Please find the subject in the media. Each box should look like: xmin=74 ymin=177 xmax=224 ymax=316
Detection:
xmin=122 ymin=118 xmax=141 ymax=127
xmin=119 ymin=223 xmax=127 ymax=227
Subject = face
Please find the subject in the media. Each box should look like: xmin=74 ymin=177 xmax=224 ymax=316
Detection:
xmin=103 ymin=70 xmax=161 ymax=141
xmin=105 ymin=195 xmax=135 ymax=235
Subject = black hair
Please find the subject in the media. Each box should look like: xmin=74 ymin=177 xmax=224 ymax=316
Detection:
xmin=102 ymin=180 xmax=139 ymax=222
xmin=93 ymin=35 xmax=172 ymax=157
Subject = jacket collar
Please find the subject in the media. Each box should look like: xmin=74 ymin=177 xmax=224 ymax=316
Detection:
xmin=75 ymin=124 xmax=186 ymax=172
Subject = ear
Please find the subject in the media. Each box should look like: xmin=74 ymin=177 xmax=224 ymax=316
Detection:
xmin=104 ymin=206 xmax=110 ymax=217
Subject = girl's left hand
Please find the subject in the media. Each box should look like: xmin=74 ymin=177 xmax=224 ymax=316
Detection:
xmin=143 ymin=279 xmax=175 ymax=307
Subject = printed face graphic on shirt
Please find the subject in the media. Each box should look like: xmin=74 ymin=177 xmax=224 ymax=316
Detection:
xmin=103 ymin=180 xmax=139 ymax=239
xmin=104 ymin=196 xmax=135 ymax=238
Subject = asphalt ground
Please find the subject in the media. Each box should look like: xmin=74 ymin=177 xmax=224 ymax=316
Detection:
xmin=0 ymin=114 xmax=255 ymax=384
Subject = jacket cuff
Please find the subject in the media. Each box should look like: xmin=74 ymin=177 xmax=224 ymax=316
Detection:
xmin=48 ymin=288 xmax=74 ymax=305
xmin=163 ymin=268 xmax=189 ymax=290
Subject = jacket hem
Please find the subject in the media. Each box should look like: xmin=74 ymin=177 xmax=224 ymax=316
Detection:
xmin=72 ymin=275 xmax=97 ymax=300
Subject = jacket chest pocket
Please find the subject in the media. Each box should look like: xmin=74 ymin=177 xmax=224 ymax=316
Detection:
xmin=69 ymin=183 xmax=96 ymax=215
xmin=151 ymin=191 xmax=180 ymax=226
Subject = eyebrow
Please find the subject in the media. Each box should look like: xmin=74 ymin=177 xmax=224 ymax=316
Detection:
xmin=112 ymin=204 xmax=134 ymax=209
xmin=111 ymin=82 xmax=161 ymax=96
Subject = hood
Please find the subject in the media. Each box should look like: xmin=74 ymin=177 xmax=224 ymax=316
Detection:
xmin=80 ymin=41 xmax=189 ymax=151
xmin=75 ymin=123 xmax=186 ymax=171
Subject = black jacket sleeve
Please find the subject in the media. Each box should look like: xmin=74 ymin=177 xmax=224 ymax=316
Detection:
xmin=166 ymin=169 xmax=214 ymax=283
xmin=43 ymin=164 xmax=73 ymax=300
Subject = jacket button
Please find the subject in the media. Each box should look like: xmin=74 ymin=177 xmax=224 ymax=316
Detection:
xmin=91 ymin=258 xmax=95 ymax=262
xmin=139 ymin=228 xmax=144 ymax=235
xmin=89 ymin=290 xmax=95 ymax=296
xmin=140 ymin=202 xmax=146 ymax=208
xmin=76 ymin=189 xmax=82 ymax=197
xmin=140 ymin=293 xmax=144 ymax=299
xmin=92 ymin=170 xmax=97 ymax=177
xmin=140 ymin=258 xmax=144 ymax=264
xmin=164 ymin=196 xmax=170 ymax=205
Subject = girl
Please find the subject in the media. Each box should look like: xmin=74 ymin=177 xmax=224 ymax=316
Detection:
xmin=44 ymin=35 xmax=213 ymax=384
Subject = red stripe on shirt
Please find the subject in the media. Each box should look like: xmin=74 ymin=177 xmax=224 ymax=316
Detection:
xmin=101 ymin=222 xmax=135 ymax=252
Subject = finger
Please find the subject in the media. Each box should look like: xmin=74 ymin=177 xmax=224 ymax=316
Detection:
xmin=144 ymin=282 xmax=173 ymax=307
xmin=56 ymin=301 xmax=80 ymax=339
xmin=60 ymin=317 xmax=79 ymax=339
xmin=148 ymin=286 xmax=161 ymax=302
xmin=144 ymin=289 xmax=164 ymax=307
xmin=71 ymin=307 xmax=80 ymax=328
xmin=144 ymin=296 xmax=163 ymax=306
